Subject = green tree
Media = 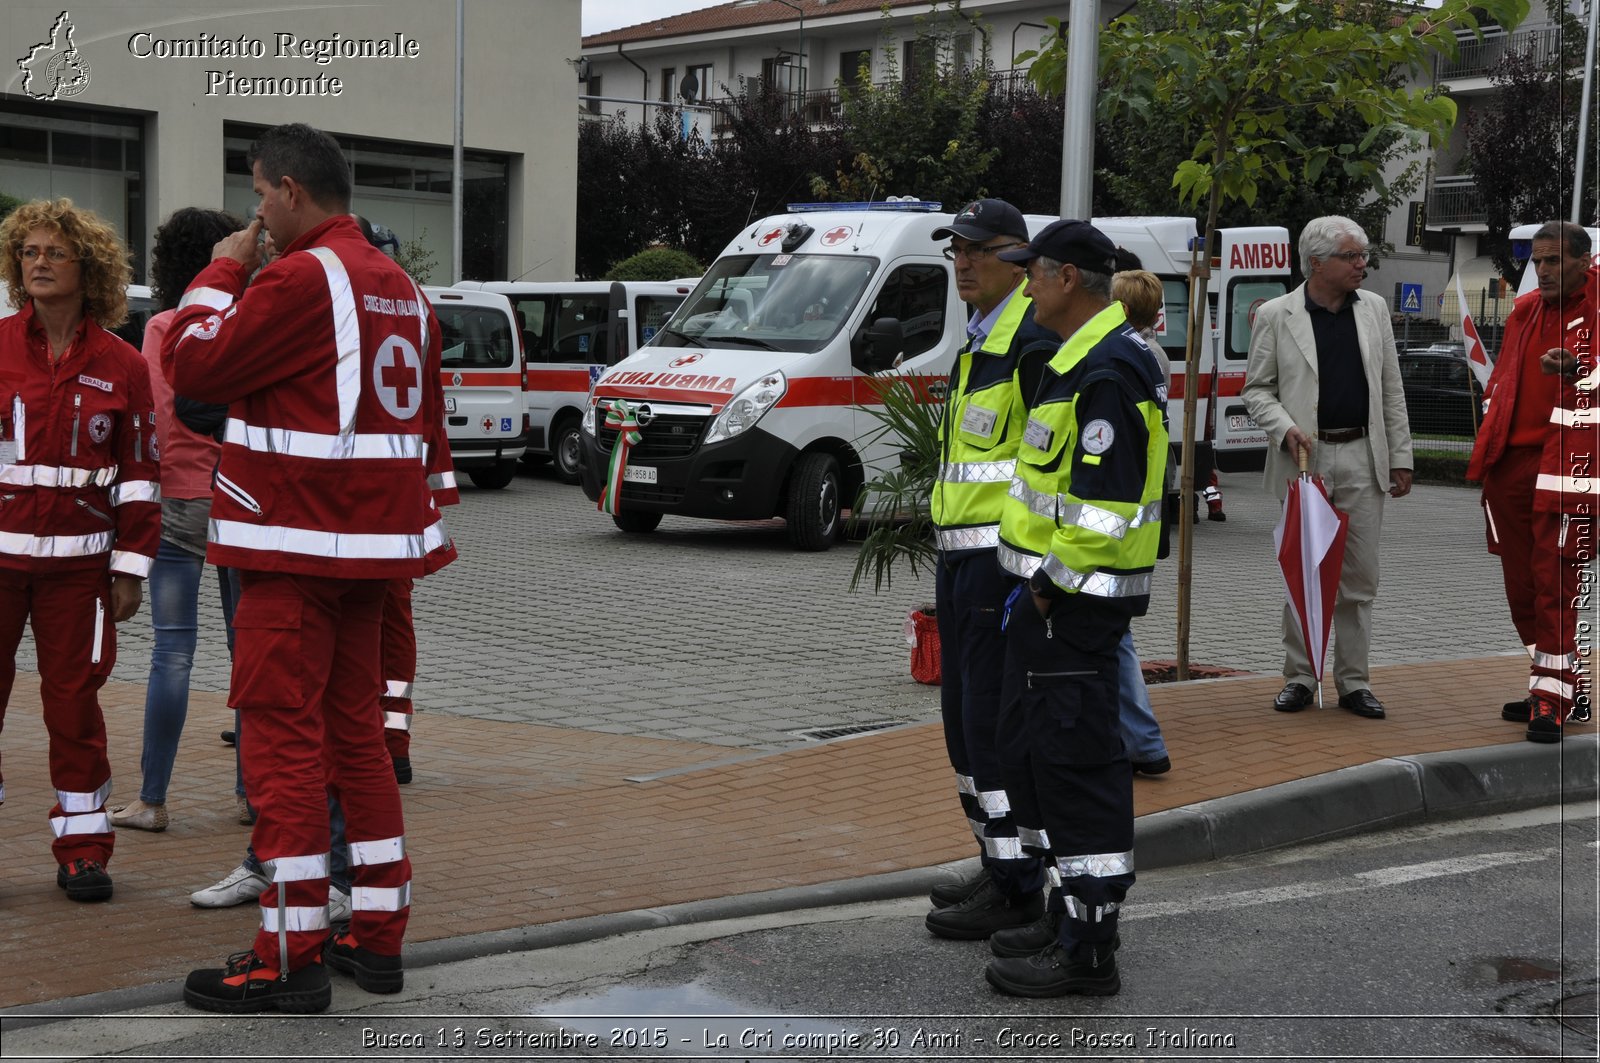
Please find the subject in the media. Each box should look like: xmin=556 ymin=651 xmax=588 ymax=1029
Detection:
xmin=0 ymin=190 xmax=24 ymax=222
xmin=605 ymin=246 xmax=702 ymax=281
xmin=1026 ymin=0 xmax=1530 ymax=674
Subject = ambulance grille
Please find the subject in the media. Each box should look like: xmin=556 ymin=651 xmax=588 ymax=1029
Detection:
xmin=790 ymin=720 xmax=909 ymax=742
xmin=599 ymin=413 xmax=708 ymax=460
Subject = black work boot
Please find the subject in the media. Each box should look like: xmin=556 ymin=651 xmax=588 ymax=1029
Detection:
xmin=928 ymin=865 xmax=988 ymax=909
xmin=985 ymin=939 xmax=1121 ymax=998
xmin=925 ymin=879 xmax=1043 ymax=940
xmin=183 ymin=951 xmax=331 ymax=1013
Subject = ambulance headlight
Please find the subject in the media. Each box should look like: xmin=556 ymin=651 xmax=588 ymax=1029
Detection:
xmin=582 ymin=401 xmax=597 ymax=435
xmin=704 ymin=372 xmax=786 ymax=444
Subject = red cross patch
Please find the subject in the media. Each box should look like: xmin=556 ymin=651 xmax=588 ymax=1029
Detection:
xmin=821 ymin=225 xmax=853 ymax=246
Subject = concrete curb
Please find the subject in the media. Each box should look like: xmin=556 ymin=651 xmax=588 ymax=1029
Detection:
xmin=6 ymin=735 xmax=1592 ymax=1024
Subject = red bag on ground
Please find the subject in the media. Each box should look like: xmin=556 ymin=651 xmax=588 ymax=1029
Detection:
xmin=906 ymin=606 xmax=940 ymax=686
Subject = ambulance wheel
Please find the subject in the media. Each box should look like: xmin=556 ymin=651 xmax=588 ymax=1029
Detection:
xmin=551 ymin=417 xmax=583 ymax=485
xmin=612 ymin=510 xmax=662 ymax=534
xmin=468 ymin=461 xmax=517 ymax=490
xmin=786 ymin=453 xmax=841 ymax=552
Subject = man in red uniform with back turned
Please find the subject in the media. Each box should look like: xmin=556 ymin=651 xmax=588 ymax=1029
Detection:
xmin=1469 ymin=220 xmax=1599 ymax=744
xmin=164 ymin=123 xmax=455 ymax=1013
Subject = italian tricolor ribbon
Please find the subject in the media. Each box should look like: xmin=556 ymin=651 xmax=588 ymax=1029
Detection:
xmin=597 ymin=399 xmax=641 ymax=514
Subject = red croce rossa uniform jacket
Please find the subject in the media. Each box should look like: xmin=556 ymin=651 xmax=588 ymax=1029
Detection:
xmin=1468 ymin=266 xmax=1600 ymax=516
xmin=1 ymin=305 xmax=161 ymax=577
xmin=163 ymin=214 xmax=455 ymax=579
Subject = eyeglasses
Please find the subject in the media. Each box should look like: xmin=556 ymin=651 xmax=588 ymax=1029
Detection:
xmin=944 ymin=242 xmax=1024 ymax=262
xmin=1327 ymin=250 xmax=1370 ymax=263
xmin=17 ymin=246 xmax=78 ymax=264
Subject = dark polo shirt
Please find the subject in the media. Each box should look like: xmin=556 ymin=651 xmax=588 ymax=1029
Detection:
xmin=1306 ymin=287 xmax=1368 ymax=430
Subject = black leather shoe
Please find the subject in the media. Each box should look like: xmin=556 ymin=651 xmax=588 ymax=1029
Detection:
xmin=1132 ymin=755 xmax=1170 ymax=776
xmin=1273 ymin=682 xmax=1314 ymax=712
xmin=221 ymin=730 xmax=236 ymax=746
xmin=925 ymin=879 xmax=1043 ymax=941
xmin=1339 ymin=689 xmax=1386 ymax=719
xmin=985 ymin=941 xmax=1120 ymax=998
xmin=992 ymin=914 xmax=1121 ymax=959
xmin=1502 ymin=699 xmax=1531 ymax=722
xmin=928 ymin=866 xmax=988 ymax=909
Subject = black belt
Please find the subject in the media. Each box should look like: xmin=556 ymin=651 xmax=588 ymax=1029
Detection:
xmin=1317 ymin=426 xmax=1367 ymax=443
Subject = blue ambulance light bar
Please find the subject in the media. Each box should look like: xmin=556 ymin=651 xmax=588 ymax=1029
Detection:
xmin=786 ymin=200 xmax=942 ymax=213
xmin=1511 ymin=239 xmax=1532 ymax=262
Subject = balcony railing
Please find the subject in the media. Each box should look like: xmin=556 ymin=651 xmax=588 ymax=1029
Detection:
xmin=1435 ymin=25 xmax=1565 ymax=81
xmin=1426 ymin=175 xmax=1485 ymax=227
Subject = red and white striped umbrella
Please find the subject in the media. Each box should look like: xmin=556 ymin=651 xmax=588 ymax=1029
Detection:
xmin=1274 ymin=454 xmax=1349 ymax=706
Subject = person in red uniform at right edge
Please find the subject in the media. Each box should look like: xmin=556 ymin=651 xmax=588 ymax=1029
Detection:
xmin=1468 ymin=220 xmax=1599 ymax=743
xmin=165 ymin=124 xmax=455 ymax=1014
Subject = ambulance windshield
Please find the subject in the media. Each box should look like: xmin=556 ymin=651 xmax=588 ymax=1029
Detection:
xmin=658 ymin=254 xmax=877 ymax=354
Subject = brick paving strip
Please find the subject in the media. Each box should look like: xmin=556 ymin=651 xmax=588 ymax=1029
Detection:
xmin=1 ymin=653 xmax=1589 ymax=1008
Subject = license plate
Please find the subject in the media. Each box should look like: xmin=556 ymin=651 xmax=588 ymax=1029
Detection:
xmin=623 ymin=465 xmax=657 ymax=484
xmin=1228 ymin=414 xmax=1257 ymax=431
xmin=444 ymin=397 xmax=457 ymax=413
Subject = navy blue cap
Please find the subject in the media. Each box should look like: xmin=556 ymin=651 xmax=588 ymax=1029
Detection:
xmin=998 ymin=219 xmax=1117 ymax=274
xmin=932 ymin=198 xmax=1028 ymax=242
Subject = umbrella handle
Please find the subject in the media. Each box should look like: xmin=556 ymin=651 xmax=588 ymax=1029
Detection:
xmin=1296 ymin=443 xmax=1310 ymax=473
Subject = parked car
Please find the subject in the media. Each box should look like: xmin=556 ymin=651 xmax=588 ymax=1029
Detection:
xmin=1399 ymin=350 xmax=1484 ymax=436
xmin=1404 ymin=341 xmax=1468 ymax=360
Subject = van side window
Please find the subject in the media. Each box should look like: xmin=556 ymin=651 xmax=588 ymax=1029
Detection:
xmin=854 ymin=263 xmax=948 ymax=371
xmin=437 ymin=307 xmax=515 ymax=369
xmin=635 ymin=295 xmax=682 ymax=348
xmin=554 ymin=294 xmax=611 ymax=363
xmin=511 ymin=296 xmax=551 ymax=363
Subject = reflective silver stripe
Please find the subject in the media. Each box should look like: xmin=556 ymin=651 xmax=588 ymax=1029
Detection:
xmin=428 ymin=470 xmax=457 ymax=491
xmin=977 ymin=788 xmax=1011 ymax=817
xmin=955 ymin=773 xmax=977 ymax=796
xmin=996 ymin=541 xmax=1042 ymax=578
xmin=57 ymin=779 xmax=112 ymax=813
xmin=348 ymin=835 xmax=406 ymax=866
xmin=224 ymin=418 xmax=425 ymax=461
xmin=385 ymin=680 xmax=415 ymax=699
xmin=0 ymin=529 xmax=114 ymax=559
xmin=1017 ymin=825 xmax=1050 ymax=850
xmin=262 ymin=853 xmax=330 ymax=882
xmin=1550 ymin=406 xmax=1600 ymax=427
xmin=967 ymin=816 xmax=988 ymax=840
xmin=259 ymin=905 xmax=331 ymax=932
xmin=938 ymin=459 xmax=1016 ymax=484
xmin=1056 ymin=850 xmax=1135 ymax=878
xmin=1536 ymin=473 xmax=1600 ymax=496
xmin=936 ymin=524 xmax=1000 ymax=551
xmin=1045 ymin=865 xmax=1062 ymax=889
xmin=1058 ymin=499 xmax=1163 ymax=541
xmin=1534 ymin=650 xmax=1579 ymax=671
xmin=110 ymin=479 xmax=160 ymax=506
xmin=1064 ymin=896 xmax=1122 ymax=922
xmin=1524 ymin=642 xmax=1538 ymax=661
xmin=1039 ymin=554 xmax=1151 ymax=599
xmin=982 ymin=835 xmax=1025 ymax=860
xmin=51 ymin=811 xmax=111 ymax=837
xmin=178 ymin=285 xmax=235 ymax=312
xmin=307 ymin=247 xmax=364 ymax=436
xmin=1009 ymin=478 xmax=1057 ymax=520
xmin=383 ymin=710 xmax=412 ymax=730
xmin=352 ymin=883 xmax=412 ymax=912
xmin=214 ymin=472 xmax=262 ymax=515
xmin=210 ymin=516 xmax=449 ymax=561
xmin=1533 ymin=675 xmax=1574 ymax=699
xmin=0 ymin=464 xmax=118 ymax=488
xmin=109 ymin=550 xmax=154 ymax=578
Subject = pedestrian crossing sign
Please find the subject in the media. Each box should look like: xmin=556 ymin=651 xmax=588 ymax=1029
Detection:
xmin=1400 ymin=282 xmax=1423 ymax=315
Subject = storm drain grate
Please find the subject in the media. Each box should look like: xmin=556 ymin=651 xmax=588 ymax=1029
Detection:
xmin=790 ymin=720 xmax=909 ymax=742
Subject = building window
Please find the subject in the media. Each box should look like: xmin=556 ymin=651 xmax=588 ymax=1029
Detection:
xmin=660 ymin=68 xmax=677 ymax=102
xmin=682 ymin=63 xmax=713 ymax=103
xmin=904 ymin=39 xmax=937 ymax=81
xmin=839 ymin=49 xmax=871 ymax=90
xmin=0 ymin=100 xmax=147 ymax=279
xmin=950 ymin=32 xmax=974 ymax=70
xmin=223 ymin=123 xmax=510 ymax=281
xmin=585 ymin=73 xmax=603 ymax=115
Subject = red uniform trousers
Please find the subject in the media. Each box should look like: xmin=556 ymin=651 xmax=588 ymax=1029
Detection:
xmin=0 ymin=566 xmax=117 ymax=865
xmin=1483 ymin=446 xmax=1593 ymax=719
xmin=380 ymin=578 xmax=416 ymax=760
xmin=233 ymin=572 xmax=411 ymax=971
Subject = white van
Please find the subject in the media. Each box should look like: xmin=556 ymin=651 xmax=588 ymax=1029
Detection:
xmin=421 ymin=286 xmax=527 ymax=490
xmin=452 ymin=280 xmax=690 ymax=483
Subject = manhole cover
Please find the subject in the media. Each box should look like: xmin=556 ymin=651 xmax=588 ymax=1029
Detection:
xmin=1557 ymin=991 xmax=1598 ymax=1037
xmin=791 ymin=720 xmax=907 ymax=742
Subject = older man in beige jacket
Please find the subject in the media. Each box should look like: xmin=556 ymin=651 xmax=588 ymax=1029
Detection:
xmin=1242 ymin=215 xmax=1414 ymax=720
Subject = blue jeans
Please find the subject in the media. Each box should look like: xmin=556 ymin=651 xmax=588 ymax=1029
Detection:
xmin=136 ymin=540 xmax=206 ymax=804
xmin=1118 ymin=630 xmax=1168 ymax=763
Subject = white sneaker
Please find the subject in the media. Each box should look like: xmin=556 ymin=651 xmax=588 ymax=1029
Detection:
xmin=328 ymin=885 xmax=352 ymax=924
xmin=190 ymin=863 xmax=270 ymax=908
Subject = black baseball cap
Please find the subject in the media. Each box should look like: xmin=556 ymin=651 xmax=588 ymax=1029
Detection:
xmin=932 ymin=198 xmax=1028 ymax=243
xmin=998 ymin=219 xmax=1117 ymax=274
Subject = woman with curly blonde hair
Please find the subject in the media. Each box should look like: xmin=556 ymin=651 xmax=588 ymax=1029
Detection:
xmin=0 ymin=197 xmax=160 ymax=902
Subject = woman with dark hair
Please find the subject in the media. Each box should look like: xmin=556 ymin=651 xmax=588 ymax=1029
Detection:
xmin=109 ymin=207 xmax=243 ymax=832
xmin=0 ymin=198 xmax=160 ymax=900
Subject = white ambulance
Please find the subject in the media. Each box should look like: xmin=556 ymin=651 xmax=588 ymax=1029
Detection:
xmin=451 ymin=280 xmax=690 ymax=483
xmin=577 ymin=201 xmax=979 ymax=549
xmin=1093 ymin=218 xmax=1292 ymax=473
xmin=422 ymin=286 xmax=527 ymax=490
